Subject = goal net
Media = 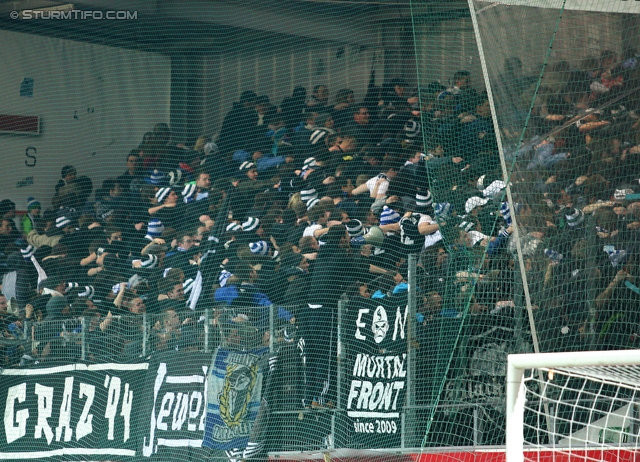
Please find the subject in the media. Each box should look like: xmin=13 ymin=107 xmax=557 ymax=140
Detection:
xmin=506 ymin=350 xmax=640 ymax=462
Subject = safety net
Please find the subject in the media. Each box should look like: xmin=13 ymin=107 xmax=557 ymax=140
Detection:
xmin=0 ymin=0 xmax=639 ymax=460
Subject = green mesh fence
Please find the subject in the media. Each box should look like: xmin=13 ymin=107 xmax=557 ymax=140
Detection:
xmin=0 ymin=0 xmax=639 ymax=460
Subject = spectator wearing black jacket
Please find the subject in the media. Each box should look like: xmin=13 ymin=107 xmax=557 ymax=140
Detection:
xmin=217 ymin=91 xmax=259 ymax=155
xmin=299 ymin=224 xmax=357 ymax=407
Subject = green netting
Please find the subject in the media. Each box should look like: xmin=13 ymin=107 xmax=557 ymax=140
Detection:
xmin=0 ymin=0 xmax=639 ymax=460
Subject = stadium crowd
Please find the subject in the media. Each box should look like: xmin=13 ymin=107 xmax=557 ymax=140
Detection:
xmin=2 ymin=51 xmax=640 ymax=407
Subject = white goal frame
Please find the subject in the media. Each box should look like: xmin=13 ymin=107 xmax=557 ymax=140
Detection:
xmin=506 ymin=349 xmax=640 ymax=462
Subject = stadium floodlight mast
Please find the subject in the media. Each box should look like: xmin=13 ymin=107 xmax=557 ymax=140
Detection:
xmin=506 ymin=350 xmax=640 ymax=462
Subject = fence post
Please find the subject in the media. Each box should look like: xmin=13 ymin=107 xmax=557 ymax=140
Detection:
xmin=331 ymin=298 xmax=347 ymax=450
xmin=585 ymin=213 xmax=598 ymax=349
xmin=337 ymin=298 xmax=345 ymax=411
xmin=269 ymin=304 xmax=275 ymax=353
xmin=204 ymin=307 xmax=210 ymax=353
xmin=80 ymin=316 xmax=86 ymax=361
xmin=513 ymin=262 xmax=525 ymax=353
xmin=406 ymin=253 xmax=418 ymax=447
xmin=142 ymin=312 xmax=148 ymax=357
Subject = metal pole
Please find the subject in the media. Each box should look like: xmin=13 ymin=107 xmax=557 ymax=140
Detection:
xmin=269 ymin=304 xmax=275 ymax=354
xmin=142 ymin=312 xmax=148 ymax=357
xmin=406 ymin=253 xmax=417 ymax=447
xmin=337 ymin=299 xmax=344 ymax=411
xmin=328 ymin=299 xmax=346 ymax=450
xmin=401 ymin=412 xmax=406 ymax=450
xmin=81 ymin=316 xmax=86 ymax=361
xmin=513 ymin=263 xmax=525 ymax=353
xmin=204 ymin=307 xmax=210 ymax=353
xmin=466 ymin=0 xmax=541 ymax=356
xmin=466 ymin=0 xmax=558 ymax=450
xmin=585 ymin=214 xmax=598 ymax=348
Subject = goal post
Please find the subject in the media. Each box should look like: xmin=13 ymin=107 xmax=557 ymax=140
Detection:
xmin=506 ymin=350 xmax=640 ymax=462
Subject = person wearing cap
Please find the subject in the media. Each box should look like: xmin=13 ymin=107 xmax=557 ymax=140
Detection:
xmin=52 ymin=166 xmax=85 ymax=209
xmin=180 ymin=180 xmax=209 ymax=223
xmin=237 ymin=161 xmax=259 ymax=182
xmin=145 ymin=169 xmax=166 ymax=187
xmin=237 ymin=217 xmax=267 ymax=251
xmin=289 ymin=111 xmax=320 ymax=161
xmin=26 ymin=214 xmax=73 ymax=249
xmin=149 ymin=187 xmax=178 ymax=214
xmin=307 ymin=113 xmax=336 ymax=151
xmin=142 ymin=218 xmax=165 ymax=245
xmin=55 ymin=165 xmax=77 ymax=195
xmin=229 ymin=161 xmax=280 ymax=221
xmin=22 ymin=197 xmax=41 ymax=236
xmin=148 ymin=187 xmax=185 ymax=231
xmin=380 ymin=190 xmax=442 ymax=236
xmin=290 ymin=148 xmax=335 ymax=208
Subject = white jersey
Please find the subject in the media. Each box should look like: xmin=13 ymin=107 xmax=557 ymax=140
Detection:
xmin=418 ymin=213 xmax=443 ymax=247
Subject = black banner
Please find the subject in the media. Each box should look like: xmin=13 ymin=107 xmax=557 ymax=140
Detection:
xmin=344 ymin=297 xmax=408 ymax=448
xmin=1 ymin=362 xmax=147 ymax=460
xmin=440 ymin=313 xmax=514 ymax=408
xmin=139 ymin=351 xmax=213 ymax=459
xmin=0 ymin=309 xmax=412 ymax=459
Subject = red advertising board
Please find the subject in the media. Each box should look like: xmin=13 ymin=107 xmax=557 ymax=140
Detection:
xmin=271 ymin=449 xmax=639 ymax=462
